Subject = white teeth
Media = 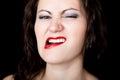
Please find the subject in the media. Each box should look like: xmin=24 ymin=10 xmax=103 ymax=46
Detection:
xmin=49 ymin=39 xmax=65 ymax=43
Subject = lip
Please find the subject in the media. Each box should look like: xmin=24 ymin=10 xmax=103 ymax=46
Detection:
xmin=44 ymin=36 xmax=66 ymax=49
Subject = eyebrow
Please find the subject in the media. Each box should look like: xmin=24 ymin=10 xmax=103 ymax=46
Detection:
xmin=38 ymin=8 xmax=80 ymax=14
xmin=62 ymin=8 xmax=80 ymax=14
xmin=38 ymin=10 xmax=52 ymax=14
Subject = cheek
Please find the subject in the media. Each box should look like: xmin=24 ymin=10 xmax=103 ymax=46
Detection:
xmin=65 ymin=21 xmax=87 ymax=37
xmin=34 ymin=24 xmax=42 ymax=42
xmin=72 ymin=23 xmax=87 ymax=44
xmin=65 ymin=21 xmax=87 ymax=51
xmin=34 ymin=22 xmax=46 ymax=49
xmin=34 ymin=21 xmax=49 ymax=39
xmin=35 ymin=21 xmax=47 ymax=34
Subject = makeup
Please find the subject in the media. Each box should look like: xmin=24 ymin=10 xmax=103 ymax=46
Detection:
xmin=44 ymin=36 xmax=66 ymax=49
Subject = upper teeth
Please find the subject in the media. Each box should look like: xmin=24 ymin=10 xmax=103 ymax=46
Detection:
xmin=49 ymin=39 xmax=65 ymax=43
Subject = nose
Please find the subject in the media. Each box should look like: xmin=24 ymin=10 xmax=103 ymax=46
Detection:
xmin=48 ymin=19 xmax=64 ymax=33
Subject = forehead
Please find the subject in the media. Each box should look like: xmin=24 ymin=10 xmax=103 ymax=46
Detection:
xmin=37 ymin=0 xmax=83 ymax=11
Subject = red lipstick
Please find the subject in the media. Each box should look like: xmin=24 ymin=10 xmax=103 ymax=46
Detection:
xmin=44 ymin=36 xmax=66 ymax=49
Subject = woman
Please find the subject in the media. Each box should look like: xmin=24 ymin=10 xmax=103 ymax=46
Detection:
xmin=3 ymin=0 xmax=107 ymax=80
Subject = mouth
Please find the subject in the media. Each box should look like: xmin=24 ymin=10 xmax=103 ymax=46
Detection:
xmin=44 ymin=36 xmax=66 ymax=49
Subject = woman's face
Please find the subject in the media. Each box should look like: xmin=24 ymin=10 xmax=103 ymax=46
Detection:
xmin=34 ymin=0 xmax=87 ymax=64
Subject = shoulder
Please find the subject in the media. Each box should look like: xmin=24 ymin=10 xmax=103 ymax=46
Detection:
xmin=84 ymin=70 xmax=99 ymax=80
xmin=2 ymin=75 xmax=14 ymax=80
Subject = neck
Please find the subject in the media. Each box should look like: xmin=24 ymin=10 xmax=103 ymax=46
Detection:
xmin=43 ymin=55 xmax=85 ymax=80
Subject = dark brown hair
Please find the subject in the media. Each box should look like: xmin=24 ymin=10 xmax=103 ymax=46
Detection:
xmin=14 ymin=0 xmax=107 ymax=80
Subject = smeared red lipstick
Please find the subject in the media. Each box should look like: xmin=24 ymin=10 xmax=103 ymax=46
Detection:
xmin=44 ymin=36 xmax=66 ymax=49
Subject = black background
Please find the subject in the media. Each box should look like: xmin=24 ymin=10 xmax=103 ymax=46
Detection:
xmin=0 ymin=0 xmax=118 ymax=80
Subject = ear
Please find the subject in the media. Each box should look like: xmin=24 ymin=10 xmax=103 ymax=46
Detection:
xmin=3 ymin=75 xmax=14 ymax=80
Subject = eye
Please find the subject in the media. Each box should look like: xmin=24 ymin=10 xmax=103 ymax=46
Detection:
xmin=63 ymin=13 xmax=79 ymax=18
xmin=39 ymin=15 xmax=51 ymax=19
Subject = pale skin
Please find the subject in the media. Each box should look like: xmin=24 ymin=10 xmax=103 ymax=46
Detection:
xmin=3 ymin=0 xmax=99 ymax=80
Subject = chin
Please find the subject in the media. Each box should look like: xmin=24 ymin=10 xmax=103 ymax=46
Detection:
xmin=41 ymin=53 xmax=66 ymax=64
xmin=44 ymin=57 xmax=64 ymax=64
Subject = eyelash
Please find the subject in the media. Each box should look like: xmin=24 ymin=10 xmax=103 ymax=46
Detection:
xmin=65 ymin=15 xmax=78 ymax=18
xmin=63 ymin=13 xmax=79 ymax=19
xmin=39 ymin=15 xmax=51 ymax=19
xmin=39 ymin=14 xmax=78 ymax=20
